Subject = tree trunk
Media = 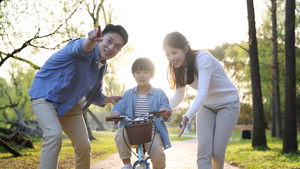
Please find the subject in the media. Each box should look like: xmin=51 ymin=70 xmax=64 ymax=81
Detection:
xmin=1 ymin=131 xmax=34 ymax=149
xmin=0 ymin=128 xmax=13 ymax=135
xmin=283 ymin=0 xmax=297 ymax=153
xmin=0 ymin=139 xmax=22 ymax=156
xmin=246 ymin=0 xmax=267 ymax=148
xmin=4 ymin=109 xmax=42 ymax=136
xmin=87 ymin=109 xmax=105 ymax=131
xmin=271 ymin=0 xmax=282 ymax=138
xmin=83 ymin=112 xmax=96 ymax=141
xmin=271 ymin=96 xmax=276 ymax=137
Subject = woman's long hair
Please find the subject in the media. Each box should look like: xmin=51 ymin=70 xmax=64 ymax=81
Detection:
xmin=163 ymin=32 xmax=197 ymax=90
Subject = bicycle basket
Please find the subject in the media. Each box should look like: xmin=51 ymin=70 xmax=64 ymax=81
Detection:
xmin=125 ymin=120 xmax=153 ymax=145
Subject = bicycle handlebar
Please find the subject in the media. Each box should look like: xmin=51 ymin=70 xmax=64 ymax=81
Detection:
xmin=105 ymin=110 xmax=171 ymax=122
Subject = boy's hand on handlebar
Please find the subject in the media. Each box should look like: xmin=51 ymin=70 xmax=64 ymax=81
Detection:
xmin=111 ymin=112 xmax=120 ymax=117
xmin=157 ymin=108 xmax=171 ymax=118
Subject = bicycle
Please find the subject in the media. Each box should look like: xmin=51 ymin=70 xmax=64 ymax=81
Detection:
xmin=105 ymin=110 xmax=170 ymax=169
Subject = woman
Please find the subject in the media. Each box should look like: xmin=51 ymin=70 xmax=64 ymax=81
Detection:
xmin=162 ymin=31 xmax=240 ymax=169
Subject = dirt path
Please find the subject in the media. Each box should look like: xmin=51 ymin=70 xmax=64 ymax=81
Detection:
xmin=91 ymin=138 xmax=239 ymax=169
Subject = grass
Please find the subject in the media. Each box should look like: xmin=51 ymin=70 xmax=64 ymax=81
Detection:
xmin=0 ymin=132 xmax=117 ymax=169
xmin=1 ymin=127 xmax=299 ymax=169
xmin=0 ymin=128 xmax=195 ymax=169
xmin=226 ymin=130 xmax=300 ymax=169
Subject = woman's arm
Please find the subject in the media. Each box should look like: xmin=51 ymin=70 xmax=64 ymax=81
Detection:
xmin=169 ymin=87 xmax=185 ymax=109
xmin=184 ymin=52 xmax=212 ymax=120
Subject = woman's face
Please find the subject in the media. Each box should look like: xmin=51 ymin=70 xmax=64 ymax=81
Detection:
xmin=164 ymin=45 xmax=187 ymax=68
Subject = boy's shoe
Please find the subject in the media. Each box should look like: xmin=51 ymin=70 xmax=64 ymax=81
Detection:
xmin=121 ymin=164 xmax=132 ymax=169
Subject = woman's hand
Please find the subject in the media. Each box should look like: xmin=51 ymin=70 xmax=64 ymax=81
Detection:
xmin=102 ymin=96 xmax=123 ymax=105
xmin=178 ymin=115 xmax=189 ymax=138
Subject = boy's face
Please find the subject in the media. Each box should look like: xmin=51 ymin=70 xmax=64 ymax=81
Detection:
xmin=98 ymin=32 xmax=124 ymax=62
xmin=133 ymin=69 xmax=153 ymax=87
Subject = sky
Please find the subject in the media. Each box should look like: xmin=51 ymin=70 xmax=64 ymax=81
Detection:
xmin=0 ymin=0 xmax=266 ymax=98
xmin=109 ymin=0 xmax=265 ymax=97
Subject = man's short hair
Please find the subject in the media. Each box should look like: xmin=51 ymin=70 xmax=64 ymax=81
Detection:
xmin=102 ymin=24 xmax=129 ymax=46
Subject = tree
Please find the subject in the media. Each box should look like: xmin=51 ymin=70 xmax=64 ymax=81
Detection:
xmin=0 ymin=62 xmax=41 ymax=136
xmin=0 ymin=0 xmax=132 ymax=140
xmin=0 ymin=0 xmax=81 ymax=68
xmin=80 ymin=0 xmax=108 ymax=140
xmin=246 ymin=0 xmax=267 ymax=148
xmin=80 ymin=0 xmax=133 ymax=137
xmin=271 ymin=0 xmax=282 ymax=138
xmin=0 ymin=77 xmax=17 ymax=112
xmin=282 ymin=0 xmax=297 ymax=154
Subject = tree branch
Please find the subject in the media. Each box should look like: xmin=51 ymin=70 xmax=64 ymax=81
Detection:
xmin=29 ymin=38 xmax=72 ymax=50
xmin=0 ymin=104 xmax=18 ymax=110
xmin=235 ymin=43 xmax=249 ymax=53
xmin=11 ymin=55 xmax=40 ymax=69
xmin=0 ymin=3 xmax=81 ymax=69
xmin=0 ymin=139 xmax=22 ymax=156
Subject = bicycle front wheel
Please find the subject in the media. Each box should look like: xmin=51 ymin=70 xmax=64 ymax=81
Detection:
xmin=132 ymin=160 xmax=150 ymax=169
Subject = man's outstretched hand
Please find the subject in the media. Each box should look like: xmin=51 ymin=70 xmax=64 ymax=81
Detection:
xmin=88 ymin=25 xmax=103 ymax=42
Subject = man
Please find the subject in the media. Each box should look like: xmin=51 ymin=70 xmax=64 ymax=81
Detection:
xmin=29 ymin=24 xmax=128 ymax=169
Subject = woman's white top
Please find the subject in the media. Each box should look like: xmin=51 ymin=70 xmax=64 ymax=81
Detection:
xmin=169 ymin=50 xmax=239 ymax=120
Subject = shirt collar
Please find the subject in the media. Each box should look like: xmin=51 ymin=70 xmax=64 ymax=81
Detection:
xmin=133 ymin=85 xmax=154 ymax=95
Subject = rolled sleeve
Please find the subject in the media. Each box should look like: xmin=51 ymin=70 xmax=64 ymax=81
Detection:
xmin=68 ymin=38 xmax=93 ymax=59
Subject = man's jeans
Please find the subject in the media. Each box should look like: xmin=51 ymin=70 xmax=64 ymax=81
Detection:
xmin=31 ymin=98 xmax=91 ymax=169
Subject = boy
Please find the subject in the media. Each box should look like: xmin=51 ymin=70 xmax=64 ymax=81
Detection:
xmin=29 ymin=24 xmax=128 ymax=169
xmin=110 ymin=57 xmax=172 ymax=169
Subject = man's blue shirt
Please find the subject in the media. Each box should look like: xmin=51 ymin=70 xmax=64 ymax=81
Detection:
xmin=29 ymin=38 xmax=107 ymax=117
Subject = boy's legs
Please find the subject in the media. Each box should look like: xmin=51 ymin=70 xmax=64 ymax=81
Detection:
xmin=145 ymin=132 xmax=165 ymax=169
xmin=31 ymin=98 xmax=63 ymax=169
xmin=114 ymin=128 xmax=132 ymax=165
xmin=59 ymin=103 xmax=91 ymax=169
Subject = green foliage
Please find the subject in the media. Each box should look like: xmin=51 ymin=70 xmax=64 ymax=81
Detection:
xmin=0 ymin=61 xmax=36 ymax=127
xmin=207 ymin=0 xmax=300 ymax=125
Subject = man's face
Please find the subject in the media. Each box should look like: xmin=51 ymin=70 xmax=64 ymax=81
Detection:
xmin=98 ymin=32 xmax=124 ymax=61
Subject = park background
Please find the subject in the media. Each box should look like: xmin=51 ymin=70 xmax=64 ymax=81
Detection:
xmin=0 ymin=0 xmax=299 ymax=168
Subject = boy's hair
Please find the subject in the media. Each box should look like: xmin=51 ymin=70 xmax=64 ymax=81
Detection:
xmin=131 ymin=58 xmax=155 ymax=75
xmin=102 ymin=24 xmax=129 ymax=46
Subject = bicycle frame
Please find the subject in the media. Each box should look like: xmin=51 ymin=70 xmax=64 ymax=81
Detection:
xmin=132 ymin=144 xmax=150 ymax=169
xmin=106 ymin=110 xmax=169 ymax=169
